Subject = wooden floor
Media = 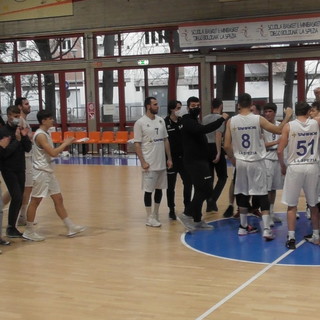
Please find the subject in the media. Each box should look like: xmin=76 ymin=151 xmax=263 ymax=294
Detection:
xmin=0 ymin=163 xmax=319 ymax=320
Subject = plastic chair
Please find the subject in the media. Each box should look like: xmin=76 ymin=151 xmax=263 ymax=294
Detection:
xmin=99 ymin=131 xmax=115 ymax=154
xmin=50 ymin=131 xmax=63 ymax=145
xmin=74 ymin=131 xmax=89 ymax=155
xmin=113 ymin=131 xmax=129 ymax=154
xmin=86 ymin=131 xmax=101 ymax=154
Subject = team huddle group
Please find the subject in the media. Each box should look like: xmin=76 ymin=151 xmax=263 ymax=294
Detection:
xmin=134 ymin=92 xmax=320 ymax=250
xmin=0 ymin=98 xmax=86 ymax=253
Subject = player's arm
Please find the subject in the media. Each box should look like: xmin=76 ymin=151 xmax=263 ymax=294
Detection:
xmin=164 ymin=137 xmax=172 ymax=169
xmin=134 ymin=142 xmax=149 ymax=170
xmin=223 ymin=119 xmax=235 ymax=166
xmin=36 ymin=133 xmax=74 ymax=157
xmin=260 ymin=107 xmax=293 ymax=134
xmin=213 ymin=131 xmax=222 ymax=163
xmin=277 ymin=123 xmax=289 ymax=175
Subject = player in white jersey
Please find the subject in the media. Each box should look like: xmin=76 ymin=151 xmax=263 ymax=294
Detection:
xmin=22 ymin=110 xmax=86 ymax=241
xmin=224 ymin=93 xmax=292 ymax=241
xmin=262 ymin=103 xmax=284 ymax=225
xmin=278 ymin=101 xmax=320 ymax=249
xmin=134 ymin=97 xmax=172 ymax=228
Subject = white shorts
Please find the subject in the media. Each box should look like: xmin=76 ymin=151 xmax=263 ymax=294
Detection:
xmin=142 ymin=170 xmax=167 ymax=193
xmin=25 ymin=156 xmax=33 ymax=187
xmin=265 ymin=159 xmax=284 ymax=191
xmin=234 ymin=159 xmax=267 ymax=195
xmin=282 ymin=164 xmax=319 ymax=207
xmin=31 ymin=170 xmax=61 ymax=198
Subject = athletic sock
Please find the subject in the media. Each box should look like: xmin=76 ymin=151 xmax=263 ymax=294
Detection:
xmin=262 ymin=214 xmax=271 ymax=229
xmin=288 ymin=231 xmax=295 ymax=240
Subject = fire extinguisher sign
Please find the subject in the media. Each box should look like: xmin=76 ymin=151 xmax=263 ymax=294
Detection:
xmin=87 ymin=102 xmax=95 ymax=120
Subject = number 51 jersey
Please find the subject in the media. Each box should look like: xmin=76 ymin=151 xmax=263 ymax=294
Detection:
xmin=230 ymin=113 xmax=266 ymax=161
xmin=287 ymin=118 xmax=319 ymax=165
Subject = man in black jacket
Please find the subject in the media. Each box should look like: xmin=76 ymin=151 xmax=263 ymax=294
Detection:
xmin=0 ymin=105 xmax=32 ymax=238
xmin=178 ymin=96 xmax=229 ymax=231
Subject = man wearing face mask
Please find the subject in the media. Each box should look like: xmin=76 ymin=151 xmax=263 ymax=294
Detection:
xmin=0 ymin=105 xmax=32 ymax=238
xmin=164 ymin=100 xmax=192 ymax=220
xmin=178 ymin=96 xmax=229 ymax=231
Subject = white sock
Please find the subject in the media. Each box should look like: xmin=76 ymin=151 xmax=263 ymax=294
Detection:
xmin=63 ymin=217 xmax=74 ymax=229
xmin=26 ymin=221 xmax=34 ymax=231
xmin=153 ymin=203 xmax=160 ymax=220
xmin=240 ymin=213 xmax=248 ymax=228
xmin=145 ymin=206 xmax=152 ymax=218
xmin=313 ymin=229 xmax=319 ymax=238
xmin=269 ymin=204 xmax=274 ymax=216
xmin=288 ymin=231 xmax=295 ymax=240
xmin=19 ymin=204 xmax=28 ymax=219
xmin=262 ymin=214 xmax=271 ymax=229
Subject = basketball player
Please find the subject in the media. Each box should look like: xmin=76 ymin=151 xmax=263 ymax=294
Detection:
xmin=134 ymin=97 xmax=172 ymax=227
xmin=278 ymin=101 xmax=320 ymax=249
xmin=224 ymin=93 xmax=292 ymax=241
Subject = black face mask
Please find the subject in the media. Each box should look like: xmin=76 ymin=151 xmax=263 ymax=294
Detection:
xmin=189 ymin=107 xmax=201 ymax=118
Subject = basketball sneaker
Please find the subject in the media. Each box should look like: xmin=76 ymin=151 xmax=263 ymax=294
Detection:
xmin=286 ymin=238 xmax=296 ymax=249
xmin=67 ymin=225 xmax=87 ymax=237
xmin=238 ymin=224 xmax=258 ymax=236
xmin=177 ymin=213 xmax=196 ymax=231
xmin=194 ymin=220 xmax=214 ymax=230
xmin=263 ymin=228 xmax=275 ymax=241
xmin=223 ymin=205 xmax=234 ymax=218
xmin=23 ymin=230 xmax=45 ymax=242
xmin=146 ymin=217 xmax=161 ymax=228
xmin=304 ymin=234 xmax=320 ymax=245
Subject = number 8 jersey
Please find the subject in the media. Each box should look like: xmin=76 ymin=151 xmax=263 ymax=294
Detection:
xmin=230 ymin=113 xmax=266 ymax=161
xmin=287 ymin=118 xmax=319 ymax=165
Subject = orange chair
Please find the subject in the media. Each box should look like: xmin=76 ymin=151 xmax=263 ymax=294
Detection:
xmin=99 ymin=131 xmax=114 ymax=154
xmin=74 ymin=131 xmax=89 ymax=155
xmin=63 ymin=131 xmax=76 ymax=154
xmin=113 ymin=131 xmax=129 ymax=153
xmin=50 ymin=131 xmax=63 ymax=145
xmin=86 ymin=131 xmax=101 ymax=154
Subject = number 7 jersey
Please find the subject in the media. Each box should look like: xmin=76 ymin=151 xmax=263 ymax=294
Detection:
xmin=287 ymin=118 xmax=319 ymax=165
xmin=230 ymin=113 xmax=266 ymax=161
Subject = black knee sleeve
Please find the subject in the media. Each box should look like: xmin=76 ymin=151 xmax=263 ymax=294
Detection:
xmin=154 ymin=189 xmax=162 ymax=203
xmin=144 ymin=192 xmax=152 ymax=207
xmin=236 ymin=194 xmax=250 ymax=208
xmin=258 ymin=195 xmax=270 ymax=211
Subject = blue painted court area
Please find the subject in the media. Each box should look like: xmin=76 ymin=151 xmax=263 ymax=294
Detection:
xmin=53 ymin=155 xmax=139 ymax=166
xmin=183 ymin=212 xmax=320 ymax=266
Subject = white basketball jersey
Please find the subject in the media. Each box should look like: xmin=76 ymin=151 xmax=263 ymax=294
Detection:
xmin=263 ymin=120 xmax=281 ymax=161
xmin=230 ymin=113 xmax=266 ymax=161
xmin=134 ymin=115 xmax=168 ymax=171
xmin=287 ymin=118 xmax=319 ymax=165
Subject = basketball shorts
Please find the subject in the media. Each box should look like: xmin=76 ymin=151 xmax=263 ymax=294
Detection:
xmin=234 ymin=159 xmax=267 ymax=196
xmin=142 ymin=169 xmax=167 ymax=193
xmin=31 ymin=169 xmax=61 ymax=198
xmin=282 ymin=164 xmax=319 ymax=207
xmin=25 ymin=156 xmax=33 ymax=187
xmin=265 ymin=159 xmax=284 ymax=191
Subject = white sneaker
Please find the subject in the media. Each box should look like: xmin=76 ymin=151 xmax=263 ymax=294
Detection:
xmin=263 ymin=228 xmax=275 ymax=241
xmin=146 ymin=217 xmax=161 ymax=228
xmin=22 ymin=230 xmax=45 ymax=242
xmin=194 ymin=220 xmax=214 ymax=230
xmin=67 ymin=225 xmax=87 ymax=237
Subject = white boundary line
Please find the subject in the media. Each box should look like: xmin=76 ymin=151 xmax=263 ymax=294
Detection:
xmin=195 ymin=239 xmax=306 ymax=320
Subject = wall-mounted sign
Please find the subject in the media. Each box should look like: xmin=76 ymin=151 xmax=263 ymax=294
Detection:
xmin=137 ymin=59 xmax=149 ymax=66
xmin=179 ymin=15 xmax=320 ymax=48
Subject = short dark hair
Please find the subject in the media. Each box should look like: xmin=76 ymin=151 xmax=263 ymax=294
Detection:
xmin=311 ymin=101 xmax=320 ymax=111
xmin=212 ymin=98 xmax=222 ymax=109
xmin=37 ymin=109 xmax=53 ymax=124
xmin=14 ymin=97 xmax=27 ymax=107
xmin=237 ymin=93 xmax=252 ymax=108
xmin=167 ymin=100 xmax=178 ymax=115
xmin=263 ymin=103 xmax=277 ymax=113
xmin=7 ymin=105 xmax=20 ymax=115
xmin=144 ymin=96 xmax=157 ymax=110
xmin=295 ymin=101 xmax=310 ymax=116
xmin=187 ymin=96 xmax=199 ymax=107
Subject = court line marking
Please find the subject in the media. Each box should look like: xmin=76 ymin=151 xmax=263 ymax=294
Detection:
xmin=195 ymin=239 xmax=305 ymax=320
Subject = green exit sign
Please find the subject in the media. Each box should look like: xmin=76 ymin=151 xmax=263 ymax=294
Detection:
xmin=137 ymin=59 xmax=149 ymax=66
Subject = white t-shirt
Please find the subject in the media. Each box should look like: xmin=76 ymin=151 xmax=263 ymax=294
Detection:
xmin=134 ymin=114 xmax=168 ymax=171
xmin=286 ymin=118 xmax=319 ymax=165
xmin=230 ymin=113 xmax=266 ymax=161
